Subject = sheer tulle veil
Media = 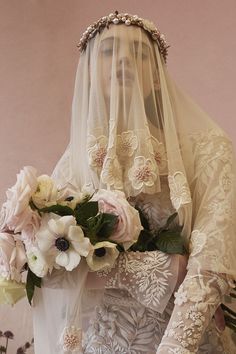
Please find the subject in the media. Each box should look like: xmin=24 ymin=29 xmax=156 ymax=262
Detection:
xmin=33 ymin=14 xmax=236 ymax=354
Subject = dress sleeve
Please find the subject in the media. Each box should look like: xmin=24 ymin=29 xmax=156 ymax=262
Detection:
xmin=187 ymin=131 xmax=236 ymax=276
xmin=157 ymin=131 xmax=236 ymax=353
xmin=156 ymin=269 xmax=232 ymax=353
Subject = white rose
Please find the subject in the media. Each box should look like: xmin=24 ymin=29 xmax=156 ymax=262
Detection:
xmin=32 ymin=175 xmax=58 ymax=209
xmin=0 ymin=233 xmax=27 ymax=281
xmin=0 ymin=166 xmax=38 ymax=233
xmin=27 ymin=246 xmax=50 ymax=278
xmin=21 ymin=211 xmax=41 ymax=247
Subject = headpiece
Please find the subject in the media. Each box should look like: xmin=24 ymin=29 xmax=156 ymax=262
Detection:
xmin=78 ymin=11 xmax=169 ymax=62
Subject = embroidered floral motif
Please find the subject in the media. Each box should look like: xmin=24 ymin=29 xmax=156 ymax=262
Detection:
xmin=168 ymin=172 xmax=191 ymax=210
xmin=160 ymin=271 xmax=231 ymax=354
xmin=62 ymin=326 xmax=82 ymax=352
xmin=117 ymin=131 xmax=138 ymax=158
xmin=148 ymin=136 xmax=167 ymax=174
xmin=207 ymin=198 xmax=232 ymax=223
xmin=87 ymin=135 xmax=108 ymax=169
xmin=189 ymin=230 xmax=207 ymax=257
xmin=118 ymin=251 xmax=173 ymax=309
xmin=82 ymin=186 xmax=233 ymax=354
xmin=83 ymin=294 xmax=174 ymax=354
xmin=128 ymin=156 xmax=157 ymax=190
xmin=174 ymin=290 xmax=188 ymax=306
xmin=101 ymin=157 xmax=123 ymax=189
xmin=219 ymin=163 xmax=234 ymax=194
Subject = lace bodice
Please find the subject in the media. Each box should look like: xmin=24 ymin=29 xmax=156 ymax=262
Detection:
xmin=83 ymin=178 xmax=234 ymax=354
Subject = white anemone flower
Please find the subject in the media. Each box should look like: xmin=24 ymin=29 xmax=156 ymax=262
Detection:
xmin=36 ymin=214 xmax=91 ymax=271
xmin=86 ymin=241 xmax=119 ymax=271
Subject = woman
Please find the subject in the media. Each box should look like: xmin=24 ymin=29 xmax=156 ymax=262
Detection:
xmin=33 ymin=12 xmax=236 ymax=353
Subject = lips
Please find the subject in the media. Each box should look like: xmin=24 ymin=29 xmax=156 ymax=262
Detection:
xmin=116 ymin=70 xmax=134 ymax=81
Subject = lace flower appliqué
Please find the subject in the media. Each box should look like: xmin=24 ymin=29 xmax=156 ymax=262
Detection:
xmin=219 ymin=163 xmax=234 ymax=194
xmin=189 ymin=230 xmax=207 ymax=257
xmin=128 ymin=156 xmax=157 ymax=190
xmin=116 ymin=131 xmax=138 ymax=158
xmin=101 ymin=157 xmax=123 ymax=189
xmin=87 ymin=135 xmax=108 ymax=169
xmin=168 ymin=172 xmax=191 ymax=210
xmin=148 ymin=136 xmax=167 ymax=174
xmin=61 ymin=326 xmax=82 ymax=352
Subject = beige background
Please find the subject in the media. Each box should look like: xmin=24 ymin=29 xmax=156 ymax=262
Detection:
xmin=0 ymin=0 xmax=236 ymax=204
xmin=0 ymin=0 xmax=236 ymax=351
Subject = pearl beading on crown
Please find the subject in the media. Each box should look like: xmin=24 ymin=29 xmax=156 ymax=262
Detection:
xmin=78 ymin=11 xmax=169 ymax=62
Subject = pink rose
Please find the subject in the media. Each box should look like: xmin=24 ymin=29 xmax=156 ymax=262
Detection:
xmin=0 ymin=233 xmax=27 ymax=281
xmin=0 ymin=166 xmax=38 ymax=233
xmin=21 ymin=211 xmax=41 ymax=247
xmin=92 ymin=189 xmax=143 ymax=250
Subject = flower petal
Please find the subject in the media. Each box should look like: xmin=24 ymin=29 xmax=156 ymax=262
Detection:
xmin=65 ymin=250 xmax=81 ymax=271
xmin=55 ymin=252 xmax=69 ymax=268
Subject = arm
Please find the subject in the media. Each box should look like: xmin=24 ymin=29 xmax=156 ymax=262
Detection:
xmin=156 ymin=269 xmax=231 ymax=353
xmin=158 ymin=131 xmax=236 ymax=353
xmin=86 ymin=251 xmax=188 ymax=313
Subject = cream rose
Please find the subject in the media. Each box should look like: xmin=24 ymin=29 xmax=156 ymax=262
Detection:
xmin=32 ymin=175 xmax=58 ymax=209
xmin=92 ymin=189 xmax=143 ymax=250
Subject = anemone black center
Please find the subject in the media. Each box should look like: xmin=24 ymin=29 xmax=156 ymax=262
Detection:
xmin=65 ymin=196 xmax=74 ymax=201
xmin=55 ymin=237 xmax=70 ymax=252
xmin=94 ymin=247 xmax=106 ymax=257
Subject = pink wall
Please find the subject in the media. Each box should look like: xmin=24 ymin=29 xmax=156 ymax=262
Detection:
xmin=0 ymin=1 xmax=236 ymax=350
xmin=0 ymin=0 xmax=236 ymax=204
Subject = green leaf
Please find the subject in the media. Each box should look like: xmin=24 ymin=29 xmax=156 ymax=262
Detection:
xmin=87 ymin=214 xmax=103 ymax=232
xmin=130 ymin=230 xmax=154 ymax=252
xmin=97 ymin=213 xmax=118 ymax=239
xmin=26 ymin=269 xmax=42 ymax=305
xmin=154 ymin=230 xmax=186 ymax=255
xmin=39 ymin=204 xmax=74 ymax=216
xmin=75 ymin=201 xmax=98 ymax=226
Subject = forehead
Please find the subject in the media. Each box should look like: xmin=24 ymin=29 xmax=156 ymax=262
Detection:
xmin=100 ymin=24 xmax=152 ymax=45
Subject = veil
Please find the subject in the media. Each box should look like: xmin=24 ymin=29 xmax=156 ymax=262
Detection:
xmin=33 ymin=19 xmax=236 ymax=354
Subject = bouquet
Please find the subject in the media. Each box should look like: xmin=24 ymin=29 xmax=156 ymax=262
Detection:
xmin=0 ymin=166 xmax=186 ymax=305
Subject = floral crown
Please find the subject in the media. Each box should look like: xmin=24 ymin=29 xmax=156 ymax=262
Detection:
xmin=78 ymin=11 xmax=169 ymax=62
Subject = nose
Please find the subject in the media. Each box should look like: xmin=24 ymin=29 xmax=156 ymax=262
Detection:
xmin=118 ymin=43 xmax=131 ymax=66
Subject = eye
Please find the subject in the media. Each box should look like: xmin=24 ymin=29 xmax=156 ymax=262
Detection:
xmin=101 ymin=48 xmax=113 ymax=56
xmin=133 ymin=42 xmax=150 ymax=60
xmin=100 ymin=38 xmax=114 ymax=56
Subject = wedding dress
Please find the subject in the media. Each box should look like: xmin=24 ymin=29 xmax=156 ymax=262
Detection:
xmin=20 ymin=12 xmax=236 ymax=353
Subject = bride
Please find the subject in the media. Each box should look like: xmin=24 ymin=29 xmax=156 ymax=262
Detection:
xmin=7 ymin=11 xmax=236 ymax=354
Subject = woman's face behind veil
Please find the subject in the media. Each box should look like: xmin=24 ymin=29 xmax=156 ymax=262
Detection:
xmin=97 ymin=24 xmax=159 ymax=105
